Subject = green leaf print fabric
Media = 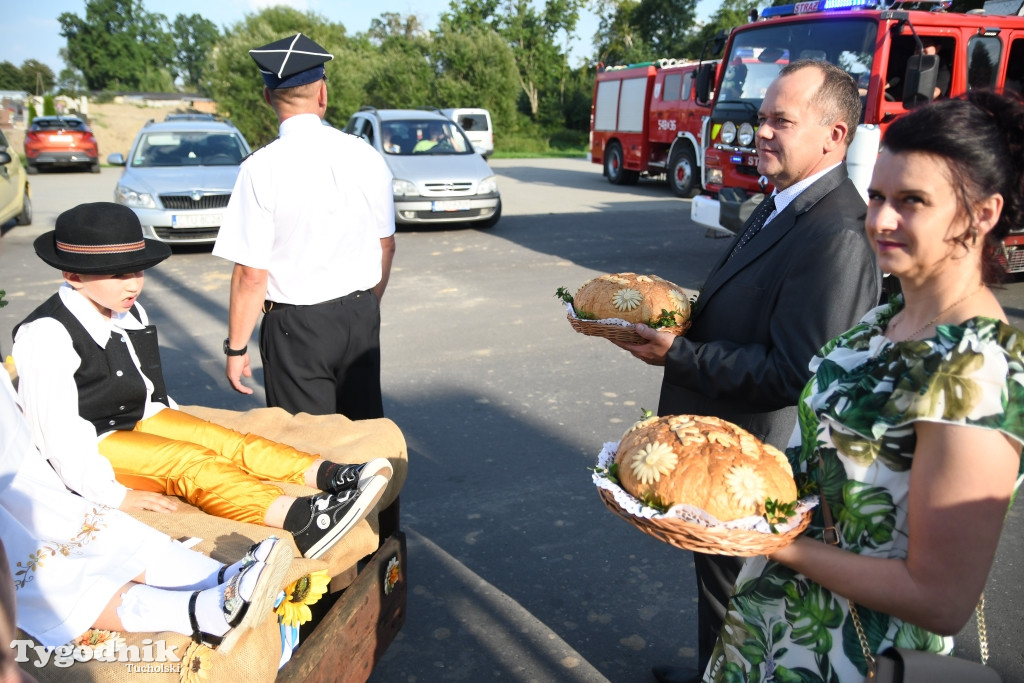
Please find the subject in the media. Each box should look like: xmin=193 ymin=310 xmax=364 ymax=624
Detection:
xmin=703 ymin=302 xmax=1024 ymax=682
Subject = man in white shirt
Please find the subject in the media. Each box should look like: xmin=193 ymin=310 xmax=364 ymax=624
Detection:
xmin=214 ymin=33 xmax=396 ymax=420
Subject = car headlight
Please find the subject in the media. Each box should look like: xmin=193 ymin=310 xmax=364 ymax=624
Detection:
xmin=115 ymin=185 xmax=156 ymax=209
xmin=392 ymin=178 xmax=417 ymax=197
xmin=477 ymin=176 xmax=497 ymax=195
xmin=720 ymin=121 xmax=737 ymax=145
xmin=707 ymin=168 xmax=723 ymax=186
xmin=738 ymin=123 xmax=754 ymax=147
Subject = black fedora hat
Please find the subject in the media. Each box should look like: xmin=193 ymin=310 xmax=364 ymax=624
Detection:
xmin=34 ymin=202 xmax=171 ymax=274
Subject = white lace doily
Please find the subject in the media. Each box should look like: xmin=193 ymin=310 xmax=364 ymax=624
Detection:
xmin=564 ymin=302 xmax=636 ymax=328
xmin=593 ymin=441 xmax=818 ymax=534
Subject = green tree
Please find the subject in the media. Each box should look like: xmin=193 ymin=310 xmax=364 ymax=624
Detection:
xmin=443 ymin=0 xmax=584 ymax=118
xmin=174 ymin=13 xmax=220 ymax=92
xmin=630 ymin=0 xmax=697 ymax=58
xmin=432 ymin=25 xmax=520 ymax=129
xmin=684 ymin=0 xmax=759 ymax=59
xmin=20 ymin=60 xmax=56 ymax=94
xmin=43 ymin=95 xmax=57 ymax=116
xmin=58 ymin=0 xmax=174 ymax=91
xmin=0 ymin=62 xmax=21 ymax=90
xmin=593 ymin=0 xmax=655 ymax=66
xmin=56 ymin=53 xmax=88 ymax=97
xmin=204 ymin=6 xmax=355 ymax=148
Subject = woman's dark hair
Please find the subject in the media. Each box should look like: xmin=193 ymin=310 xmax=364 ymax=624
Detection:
xmin=881 ymin=90 xmax=1024 ymax=284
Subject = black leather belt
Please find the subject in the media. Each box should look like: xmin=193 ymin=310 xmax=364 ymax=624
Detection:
xmin=263 ymin=291 xmax=366 ymax=313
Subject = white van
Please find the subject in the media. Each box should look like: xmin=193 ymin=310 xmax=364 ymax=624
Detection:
xmin=442 ymin=108 xmax=493 ymax=159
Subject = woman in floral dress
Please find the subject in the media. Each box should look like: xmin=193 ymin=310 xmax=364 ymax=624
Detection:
xmin=704 ymin=90 xmax=1024 ymax=681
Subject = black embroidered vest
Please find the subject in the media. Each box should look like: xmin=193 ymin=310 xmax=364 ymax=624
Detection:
xmin=14 ymin=294 xmax=170 ymax=435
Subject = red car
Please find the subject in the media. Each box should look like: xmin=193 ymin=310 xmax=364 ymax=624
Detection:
xmin=24 ymin=115 xmax=99 ymax=174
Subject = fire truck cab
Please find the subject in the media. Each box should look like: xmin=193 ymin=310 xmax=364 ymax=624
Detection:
xmin=689 ymin=0 xmax=1024 ymax=270
xmin=590 ymin=59 xmax=714 ymax=197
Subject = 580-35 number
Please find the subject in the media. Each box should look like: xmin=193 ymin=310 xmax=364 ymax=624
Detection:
xmin=656 ymin=119 xmax=677 ymax=131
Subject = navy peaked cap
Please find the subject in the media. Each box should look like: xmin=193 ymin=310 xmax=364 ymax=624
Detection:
xmin=249 ymin=33 xmax=333 ymax=90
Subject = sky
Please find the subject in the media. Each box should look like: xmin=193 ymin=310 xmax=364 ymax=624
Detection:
xmin=5 ymin=0 xmax=717 ymax=77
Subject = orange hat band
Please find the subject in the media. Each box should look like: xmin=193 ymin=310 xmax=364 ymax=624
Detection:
xmin=56 ymin=240 xmax=147 ymax=255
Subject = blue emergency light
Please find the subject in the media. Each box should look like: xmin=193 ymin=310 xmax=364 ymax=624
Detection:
xmin=760 ymin=0 xmax=879 ymax=18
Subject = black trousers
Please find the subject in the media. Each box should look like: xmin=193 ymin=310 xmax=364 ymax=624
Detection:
xmin=694 ymin=552 xmax=744 ymax=672
xmin=259 ymin=291 xmax=383 ymax=420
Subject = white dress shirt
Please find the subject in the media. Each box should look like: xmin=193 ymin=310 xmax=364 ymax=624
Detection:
xmin=213 ymin=113 xmax=396 ymax=304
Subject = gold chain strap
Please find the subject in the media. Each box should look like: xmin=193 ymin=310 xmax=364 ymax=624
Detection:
xmin=848 ymin=600 xmax=878 ymax=678
xmin=977 ymin=594 xmax=989 ymax=666
xmin=848 ymin=594 xmax=989 ymax=675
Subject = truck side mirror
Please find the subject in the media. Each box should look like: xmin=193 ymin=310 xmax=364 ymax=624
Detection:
xmin=712 ymin=30 xmax=728 ymax=56
xmin=902 ymin=54 xmax=939 ymax=108
xmin=696 ymin=63 xmax=714 ymax=104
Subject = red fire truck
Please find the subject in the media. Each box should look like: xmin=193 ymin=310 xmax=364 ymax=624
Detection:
xmin=590 ymin=59 xmax=714 ymax=197
xmin=688 ymin=0 xmax=1024 ymax=271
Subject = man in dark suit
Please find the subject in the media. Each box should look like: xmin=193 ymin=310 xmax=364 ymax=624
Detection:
xmin=617 ymin=60 xmax=881 ymax=683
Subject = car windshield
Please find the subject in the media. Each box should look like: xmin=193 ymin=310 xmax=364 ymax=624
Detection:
xmin=130 ymin=131 xmax=246 ymax=167
xmin=381 ymin=120 xmax=473 ymax=156
xmin=33 ymin=118 xmax=87 ymax=131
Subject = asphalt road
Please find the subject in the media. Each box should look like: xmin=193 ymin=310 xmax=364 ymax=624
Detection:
xmin=1 ymin=160 xmax=1021 ymax=682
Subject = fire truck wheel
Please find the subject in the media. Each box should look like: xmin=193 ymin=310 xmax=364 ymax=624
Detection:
xmin=668 ymin=145 xmax=698 ymax=198
xmin=604 ymin=142 xmax=639 ymax=185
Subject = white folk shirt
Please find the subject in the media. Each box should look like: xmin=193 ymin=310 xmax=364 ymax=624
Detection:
xmin=12 ymin=285 xmax=174 ymax=509
xmin=213 ymin=114 xmax=396 ymax=304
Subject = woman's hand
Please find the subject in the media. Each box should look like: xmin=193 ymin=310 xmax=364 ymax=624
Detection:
xmin=120 ymin=490 xmax=178 ymax=513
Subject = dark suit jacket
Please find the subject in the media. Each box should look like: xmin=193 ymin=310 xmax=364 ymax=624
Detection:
xmin=659 ymin=164 xmax=880 ymax=449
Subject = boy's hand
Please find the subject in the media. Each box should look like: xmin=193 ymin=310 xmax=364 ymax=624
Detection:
xmin=120 ymin=490 xmax=178 ymax=513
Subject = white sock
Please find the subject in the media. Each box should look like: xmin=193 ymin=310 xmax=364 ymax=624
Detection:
xmin=117 ymin=584 xmax=194 ymax=636
xmin=142 ymin=539 xmax=223 ymax=591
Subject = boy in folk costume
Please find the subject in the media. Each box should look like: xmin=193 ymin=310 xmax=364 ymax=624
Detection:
xmin=0 ymin=368 xmax=291 ymax=654
xmin=11 ymin=202 xmax=393 ymax=560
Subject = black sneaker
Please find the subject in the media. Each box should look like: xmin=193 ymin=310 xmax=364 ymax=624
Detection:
xmin=323 ymin=458 xmax=393 ymax=495
xmin=286 ymin=481 xmax=387 ymax=559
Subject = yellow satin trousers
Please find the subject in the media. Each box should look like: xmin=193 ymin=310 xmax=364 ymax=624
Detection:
xmin=99 ymin=408 xmax=317 ymax=524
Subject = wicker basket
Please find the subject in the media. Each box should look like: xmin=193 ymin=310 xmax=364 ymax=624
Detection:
xmin=567 ymin=313 xmax=691 ymax=344
xmin=597 ymin=486 xmax=812 ymax=556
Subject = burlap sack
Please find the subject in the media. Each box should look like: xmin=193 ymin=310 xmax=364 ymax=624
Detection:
xmin=15 ymin=406 xmax=408 ymax=682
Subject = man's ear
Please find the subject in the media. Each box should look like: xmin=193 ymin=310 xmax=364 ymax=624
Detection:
xmin=825 ymin=120 xmax=849 ymax=153
xmin=63 ymin=271 xmax=83 ymax=287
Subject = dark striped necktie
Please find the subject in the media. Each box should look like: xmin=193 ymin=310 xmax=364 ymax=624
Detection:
xmin=728 ymin=195 xmax=777 ymax=260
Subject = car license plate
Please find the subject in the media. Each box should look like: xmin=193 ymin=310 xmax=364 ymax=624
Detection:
xmin=172 ymin=213 xmax=221 ymax=228
xmin=49 ymin=135 xmax=72 ymax=143
xmin=431 ymin=200 xmax=471 ymax=212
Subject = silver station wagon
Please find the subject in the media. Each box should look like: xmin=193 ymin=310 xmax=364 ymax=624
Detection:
xmin=343 ymin=108 xmax=501 ymax=228
xmin=108 ymin=116 xmax=252 ymax=244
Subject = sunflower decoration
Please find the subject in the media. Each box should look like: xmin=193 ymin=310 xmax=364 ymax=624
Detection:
xmin=180 ymin=641 xmax=213 ymax=683
xmin=384 ymin=556 xmax=401 ymax=596
xmin=276 ymin=570 xmax=330 ymax=627
xmin=71 ymin=629 xmax=126 ymax=656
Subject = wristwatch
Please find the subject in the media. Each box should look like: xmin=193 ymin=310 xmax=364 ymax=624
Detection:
xmin=223 ymin=339 xmax=247 ymax=356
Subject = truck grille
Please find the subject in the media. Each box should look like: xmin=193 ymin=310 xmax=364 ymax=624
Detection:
xmin=996 ymin=246 xmax=1024 ymax=273
xmin=159 ymin=193 xmax=231 ymax=210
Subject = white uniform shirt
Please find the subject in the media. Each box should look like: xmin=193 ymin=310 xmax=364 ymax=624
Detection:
xmin=12 ymin=285 xmax=174 ymax=509
xmin=213 ymin=114 xmax=396 ymax=305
